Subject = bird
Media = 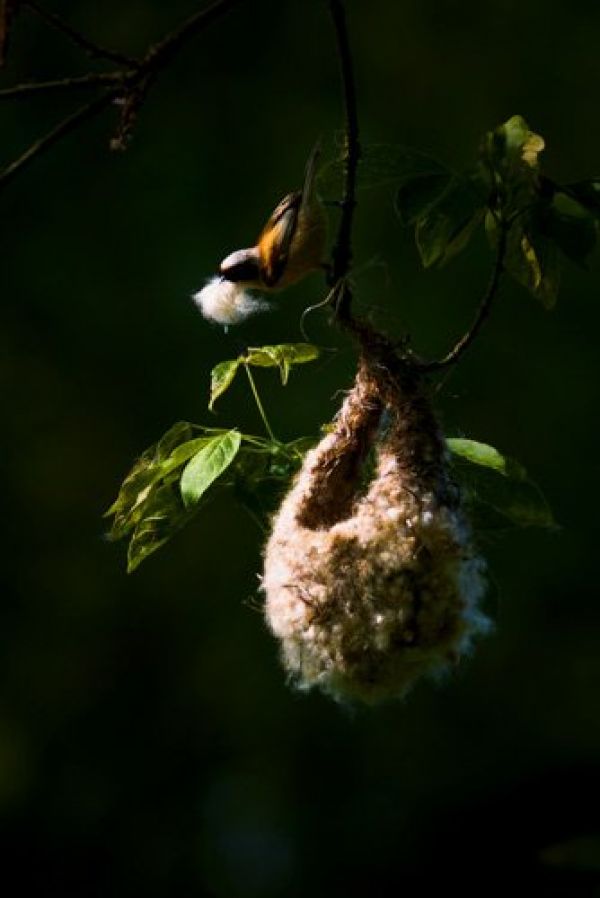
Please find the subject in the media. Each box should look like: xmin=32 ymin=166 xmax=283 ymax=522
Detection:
xmin=218 ymin=142 xmax=327 ymax=291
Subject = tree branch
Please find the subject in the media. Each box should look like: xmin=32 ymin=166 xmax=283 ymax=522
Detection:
xmin=0 ymin=71 xmax=130 ymax=99
xmin=418 ymin=221 xmax=509 ymax=372
xmin=0 ymin=90 xmax=117 ymax=191
xmin=327 ymin=0 xmax=360 ymax=323
xmin=139 ymin=0 xmax=247 ymax=75
xmin=0 ymin=0 xmax=248 ymax=190
xmin=23 ymin=0 xmax=138 ymax=67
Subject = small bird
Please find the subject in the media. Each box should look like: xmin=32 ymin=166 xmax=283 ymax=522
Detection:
xmin=219 ymin=142 xmax=327 ymax=291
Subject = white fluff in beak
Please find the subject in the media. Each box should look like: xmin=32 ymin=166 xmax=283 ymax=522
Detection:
xmin=192 ymin=277 xmax=268 ymax=328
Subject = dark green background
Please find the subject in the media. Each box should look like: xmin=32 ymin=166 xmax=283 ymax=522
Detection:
xmin=2 ymin=1 xmax=599 ymax=895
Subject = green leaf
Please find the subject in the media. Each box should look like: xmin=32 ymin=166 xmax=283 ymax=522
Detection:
xmin=245 ymin=343 xmax=320 ymax=384
xmin=481 ymin=115 xmax=544 ymax=179
xmin=480 ymin=115 xmax=545 ymax=218
xmin=447 ymin=438 xmax=526 ymax=479
xmin=226 ymin=441 xmax=306 ymax=529
xmin=415 ymin=177 xmax=484 ymax=268
xmin=209 ymin=359 xmax=240 ymax=410
xmin=448 ymin=437 xmax=555 ymax=530
xmin=105 ymin=424 xmax=216 ymax=543
xmin=487 ymin=210 xmax=560 ymax=308
xmin=105 ymin=456 xmax=161 ymax=539
xmin=156 ymin=421 xmax=197 ymax=460
xmin=165 ymin=437 xmax=215 ymax=469
xmin=126 ymin=484 xmax=192 ymax=573
xmin=180 ymin=430 xmax=242 ymax=508
xmin=516 ymin=226 xmax=561 ymax=309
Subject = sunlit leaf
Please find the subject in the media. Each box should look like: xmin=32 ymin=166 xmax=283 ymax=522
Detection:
xmin=480 ymin=115 xmax=545 ymax=218
xmin=165 ymin=437 xmax=215 ymax=469
xmin=245 ymin=343 xmax=319 ymax=384
xmin=447 ymin=438 xmax=526 ymax=480
xmin=209 ymin=359 xmax=240 ymax=410
xmin=126 ymin=484 xmax=192 ymax=573
xmin=449 ymin=437 xmax=555 ymax=530
xmin=180 ymin=430 xmax=242 ymax=508
xmin=482 ymin=115 xmax=545 ymax=176
xmin=487 ymin=210 xmax=560 ymax=308
xmin=105 ymin=457 xmax=160 ymax=539
xmin=156 ymin=421 xmax=198 ymax=460
xmin=518 ymin=228 xmax=560 ymax=309
xmin=105 ymin=420 xmax=222 ymax=540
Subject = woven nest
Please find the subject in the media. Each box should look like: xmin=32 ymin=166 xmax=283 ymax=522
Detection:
xmin=262 ymin=356 xmax=489 ymax=703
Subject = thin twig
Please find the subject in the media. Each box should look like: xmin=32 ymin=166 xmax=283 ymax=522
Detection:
xmin=0 ymin=90 xmax=118 ymax=191
xmin=418 ymin=222 xmax=509 ymax=372
xmin=140 ymin=0 xmax=247 ymax=74
xmin=23 ymin=0 xmax=138 ymax=67
xmin=0 ymin=71 xmax=131 ymax=99
xmin=327 ymin=0 xmax=360 ymax=322
xmin=0 ymin=0 xmax=248 ymax=190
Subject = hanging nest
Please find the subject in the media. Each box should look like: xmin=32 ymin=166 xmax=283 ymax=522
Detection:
xmin=262 ymin=345 xmax=489 ymax=704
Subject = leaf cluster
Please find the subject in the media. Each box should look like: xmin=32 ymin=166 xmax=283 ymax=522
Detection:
xmin=447 ymin=438 xmax=555 ymax=533
xmin=106 ymin=343 xmax=554 ymax=572
xmin=105 ymin=344 xmax=319 ymax=572
xmin=342 ymin=117 xmax=599 ymax=308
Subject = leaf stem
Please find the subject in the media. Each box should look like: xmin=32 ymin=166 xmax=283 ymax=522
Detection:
xmin=243 ymin=364 xmax=276 ymax=443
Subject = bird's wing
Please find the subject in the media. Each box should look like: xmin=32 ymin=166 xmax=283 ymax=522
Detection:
xmin=257 ymin=191 xmax=301 ymax=287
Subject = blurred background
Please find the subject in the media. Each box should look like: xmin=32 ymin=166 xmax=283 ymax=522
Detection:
xmin=1 ymin=0 xmax=599 ymax=894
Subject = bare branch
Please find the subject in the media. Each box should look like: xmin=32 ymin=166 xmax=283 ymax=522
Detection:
xmin=0 ymin=90 xmax=117 ymax=191
xmin=140 ymin=0 xmax=247 ymax=75
xmin=0 ymin=0 xmax=248 ymax=190
xmin=418 ymin=222 xmax=509 ymax=372
xmin=0 ymin=71 xmax=131 ymax=99
xmin=23 ymin=0 xmax=138 ymax=67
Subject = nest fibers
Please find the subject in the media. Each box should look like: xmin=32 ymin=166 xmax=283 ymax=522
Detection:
xmin=262 ymin=355 xmax=490 ymax=704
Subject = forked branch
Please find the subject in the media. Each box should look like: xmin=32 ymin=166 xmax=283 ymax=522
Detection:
xmin=0 ymin=0 xmax=247 ymax=190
